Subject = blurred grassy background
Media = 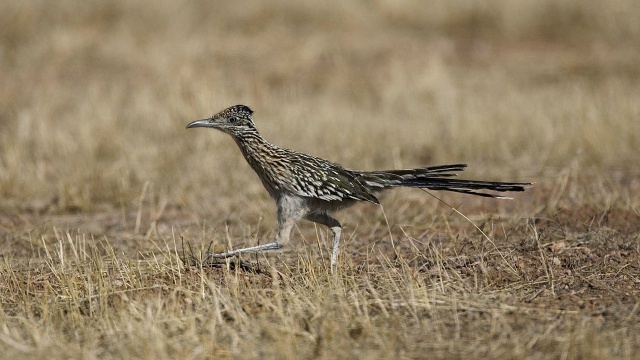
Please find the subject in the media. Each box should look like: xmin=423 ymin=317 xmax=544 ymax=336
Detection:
xmin=1 ymin=1 xmax=640 ymax=359
xmin=1 ymin=0 xmax=638 ymax=216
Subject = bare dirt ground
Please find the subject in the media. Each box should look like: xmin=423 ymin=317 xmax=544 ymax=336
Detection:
xmin=1 ymin=1 xmax=639 ymax=359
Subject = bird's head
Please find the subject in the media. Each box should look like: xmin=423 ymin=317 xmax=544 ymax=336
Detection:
xmin=187 ymin=104 xmax=256 ymax=136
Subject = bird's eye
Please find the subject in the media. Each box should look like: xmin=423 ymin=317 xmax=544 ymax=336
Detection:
xmin=228 ymin=116 xmax=239 ymax=123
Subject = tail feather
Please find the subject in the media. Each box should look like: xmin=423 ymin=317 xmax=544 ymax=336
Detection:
xmin=364 ymin=164 xmax=467 ymax=180
xmin=357 ymin=164 xmax=531 ymax=199
xmin=402 ymin=178 xmax=530 ymax=198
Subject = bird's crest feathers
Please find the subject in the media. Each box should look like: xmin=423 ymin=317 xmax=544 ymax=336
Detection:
xmin=216 ymin=104 xmax=253 ymax=119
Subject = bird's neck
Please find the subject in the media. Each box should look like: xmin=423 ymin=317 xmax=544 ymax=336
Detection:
xmin=232 ymin=129 xmax=279 ymax=166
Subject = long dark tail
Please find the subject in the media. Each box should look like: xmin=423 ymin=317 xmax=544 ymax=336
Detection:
xmin=357 ymin=164 xmax=531 ymax=198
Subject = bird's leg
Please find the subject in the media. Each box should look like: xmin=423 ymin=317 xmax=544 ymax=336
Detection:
xmin=208 ymin=242 xmax=283 ymax=259
xmin=207 ymin=220 xmax=294 ymax=260
xmin=208 ymin=197 xmax=299 ymax=260
xmin=305 ymin=213 xmax=342 ymax=272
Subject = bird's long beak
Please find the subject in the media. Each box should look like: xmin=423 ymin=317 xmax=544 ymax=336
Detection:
xmin=186 ymin=118 xmax=212 ymax=129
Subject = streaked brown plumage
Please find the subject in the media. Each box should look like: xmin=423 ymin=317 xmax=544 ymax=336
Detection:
xmin=187 ymin=105 xmax=531 ymax=271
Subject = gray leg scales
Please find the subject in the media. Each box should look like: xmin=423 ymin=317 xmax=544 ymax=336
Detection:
xmin=207 ymin=242 xmax=283 ymax=259
xmin=330 ymin=226 xmax=342 ymax=270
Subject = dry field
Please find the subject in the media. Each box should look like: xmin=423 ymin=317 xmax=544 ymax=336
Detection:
xmin=1 ymin=1 xmax=639 ymax=359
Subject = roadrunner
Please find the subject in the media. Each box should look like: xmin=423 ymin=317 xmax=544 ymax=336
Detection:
xmin=187 ymin=105 xmax=530 ymax=270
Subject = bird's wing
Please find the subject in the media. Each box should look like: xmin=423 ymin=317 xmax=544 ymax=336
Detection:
xmin=281 ymin=154 xmax=379 ymax=204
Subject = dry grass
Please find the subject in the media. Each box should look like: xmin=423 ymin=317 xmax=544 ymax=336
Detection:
xmin=1 ymin=1 xmax=639 ymax=359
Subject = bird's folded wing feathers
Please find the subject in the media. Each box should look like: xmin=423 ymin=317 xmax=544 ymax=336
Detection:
xmin=281 ymin=155 xmax=380 ymax=204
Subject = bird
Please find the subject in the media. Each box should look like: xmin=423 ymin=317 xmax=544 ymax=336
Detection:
xmin=187 ymin=105 xmax=531 ymax=271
